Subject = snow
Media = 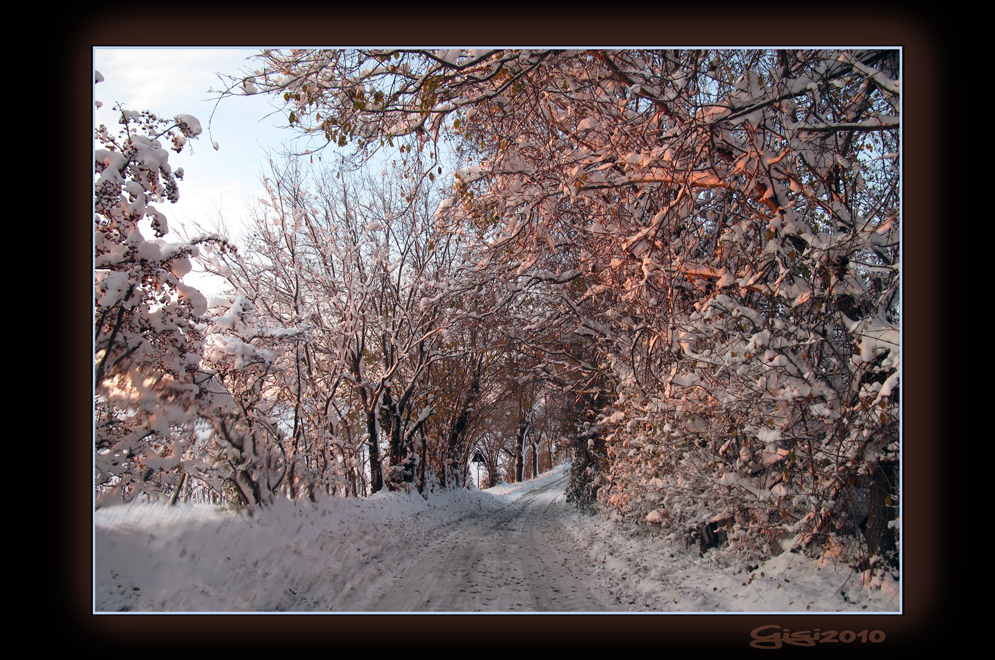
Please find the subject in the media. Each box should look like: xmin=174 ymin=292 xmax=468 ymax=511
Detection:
xmin=173 ymin=114 xmax=203 ymax=137
xmin=94 ymin=464 xmax=899 ymax=613
xmin=176 ymin=282 xmax=208 ymax=316
xmin=577 ymin=117 xmax=600 ymax=131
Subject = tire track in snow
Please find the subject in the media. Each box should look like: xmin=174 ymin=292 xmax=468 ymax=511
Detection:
xmin=329 ymin=473 xmax=613 ymax=612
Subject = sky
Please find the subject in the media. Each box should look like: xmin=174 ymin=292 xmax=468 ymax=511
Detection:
xmin=93 ymin=47 xmax=293 ymax=293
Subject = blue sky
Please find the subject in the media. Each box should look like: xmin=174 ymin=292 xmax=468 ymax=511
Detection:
xmin=94 ymin=47 xmax=299 ymax=292
xmin=94 ymin=51 xmax=296 ymax=228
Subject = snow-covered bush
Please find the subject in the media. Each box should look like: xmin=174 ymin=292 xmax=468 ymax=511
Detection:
xmin=94 ymin=72 xmax=232 ymax=506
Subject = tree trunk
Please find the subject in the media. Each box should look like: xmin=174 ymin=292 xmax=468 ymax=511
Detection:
xmin=168 ymin=471 xmax=187 ymax=506
xmin=515 ymin=418 xmax=529 ymax=483
xmin=366 ymin=408 xmax=384 ymax=494
xmin=864 ymin=460 xmax=898 ymax=567
xmin=237 ymin=468 xmax=263 ymax=506
xmin=418 ymin=425 xmax=427 ymax=494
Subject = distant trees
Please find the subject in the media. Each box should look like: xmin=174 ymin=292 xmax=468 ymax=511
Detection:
xmin=199 ymin=155 xmax=525 ymax=495
xmin=226 ymin=48 xmax=900 ymax=568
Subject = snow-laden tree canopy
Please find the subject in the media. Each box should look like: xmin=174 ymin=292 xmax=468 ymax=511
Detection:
xmin=221 ymin=48 xmax=899 ymax=569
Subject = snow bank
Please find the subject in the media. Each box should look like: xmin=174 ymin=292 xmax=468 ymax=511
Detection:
xmin=95 ymin=474 xmax=561 ymax=612
xmin=559 ymin=504 xmax=899 ymax=613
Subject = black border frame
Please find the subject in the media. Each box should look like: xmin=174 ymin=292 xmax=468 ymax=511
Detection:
xmin=66 ymin=10 xmax=948 ymax=653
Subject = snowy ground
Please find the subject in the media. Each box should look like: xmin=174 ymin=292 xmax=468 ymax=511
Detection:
xmin=94 ymin=463 xmax=899 ymax=613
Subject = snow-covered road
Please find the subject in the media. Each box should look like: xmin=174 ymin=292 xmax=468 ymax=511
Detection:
xmin=329 ymin=472 xmax=613 ymax=611
xmin=95 ymin=463 xmax=898 ymax=612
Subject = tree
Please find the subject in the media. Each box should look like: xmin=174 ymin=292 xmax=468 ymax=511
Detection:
xmin=199 ymin=293 xmax=313 ymax=505
xmin=199 ymin=154 xmax=486 ymax=494
xmin=94 ymin=72 xmax=232 ymax=506
xmin=229 ymin=48 xmax=900 ymax=569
